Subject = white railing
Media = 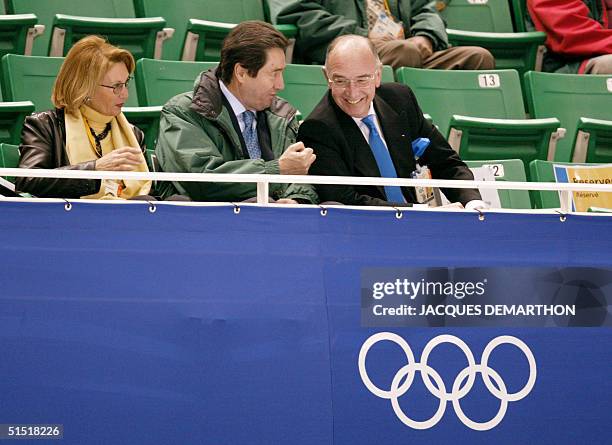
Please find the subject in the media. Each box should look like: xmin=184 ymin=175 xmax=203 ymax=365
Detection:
xmin=1 ymin=168 xmax=611 ymax=214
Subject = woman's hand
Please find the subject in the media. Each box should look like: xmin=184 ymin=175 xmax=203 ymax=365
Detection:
xmin=94 ymin=146 xmax=143 ymax=171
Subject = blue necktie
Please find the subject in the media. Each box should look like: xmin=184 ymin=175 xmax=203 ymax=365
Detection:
xmin=242 ymin=110 xmax=261 ymax=159
xmin=361 ymin=114 xmax=406 ymax=203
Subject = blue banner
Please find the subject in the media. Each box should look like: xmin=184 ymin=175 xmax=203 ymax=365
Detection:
xmin=361 ymin=267 xmax=612 ymax=327
xmin=0 ymin=202 xmax=610 ymax=444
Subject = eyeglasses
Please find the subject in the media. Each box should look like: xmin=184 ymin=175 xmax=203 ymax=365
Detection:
xmin=328 ymin=73 xmax=376 ymax=89
xmin=99 ymin=76 xmax=133 ymax=95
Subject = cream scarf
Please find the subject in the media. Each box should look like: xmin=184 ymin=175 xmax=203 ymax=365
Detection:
xmin=64 ymin=105 xmax=151 ymax=199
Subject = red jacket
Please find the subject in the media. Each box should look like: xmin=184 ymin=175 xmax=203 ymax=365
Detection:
xmin=528 ymin=0 xmax=612 ymax=72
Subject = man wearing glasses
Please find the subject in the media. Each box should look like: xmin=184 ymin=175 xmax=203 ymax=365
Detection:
xmin=298 ymin=35 xmax=484 ymax=208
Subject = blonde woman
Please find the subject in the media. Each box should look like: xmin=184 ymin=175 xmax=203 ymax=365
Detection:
xmin=17 ymin=35 xmax=151 ymax=199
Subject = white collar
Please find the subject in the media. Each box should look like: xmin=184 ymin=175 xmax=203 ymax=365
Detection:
xmin=219 ymin=80 xmax=253 ymax=119
xmin=351 ymin=102 xmax=376 ymax=127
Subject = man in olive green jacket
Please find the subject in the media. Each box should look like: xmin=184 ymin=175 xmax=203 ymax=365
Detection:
xmin=156 ymin=21 xmax=318 ymax=203
xmin=277 ymin=0 xmax=494 ymax=70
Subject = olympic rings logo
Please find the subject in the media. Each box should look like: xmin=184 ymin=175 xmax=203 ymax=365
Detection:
xmin=358 ymin=332 xmax=537 ymax=431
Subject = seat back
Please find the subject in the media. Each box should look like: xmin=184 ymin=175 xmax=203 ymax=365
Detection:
xmin=50 ymin=15 xmax=167 ymax=61
xmin=1 ymin=54 xmax=139 ymax=108
xmin=136 ymin=58 xmax=218 ymax=106
xmin=134 ymin=0 xmax=269 ymax=61
xmin=524 ymin=72 xmax=612 ymax=162
xmin=510 ymin=0 xmax=530 ymax=32
xmin=0 ymin=142 xmax=20 ymax=168
xmin=7 ymin=0 xmax=136 ymax=56
xmin=0 ymin=101 xmax=35 ymax=144
xmin=0 ymin=14 xmax=39 ymax=60
xmin=0 ymin=142 xmax=21 ymax=183
xmin=528 ymin=160 xmax=611 ymax=209
xmin=1 ymin=54 xmax=63 ymax=110
xmin=395 ymin=67 xmax=526 ymax=136
xmin=464 ymin=159 xmax=531 ymax=209
xmin=440 ymin=0 xmax=514 ymax=33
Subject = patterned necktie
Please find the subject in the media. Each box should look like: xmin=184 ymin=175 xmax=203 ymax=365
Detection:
xmin=242 ymin=110 xmax=261 ymax=159
xmin=366 ymin=0 xmax=386 ymax=30
xmin=361 ymin=114 xmax=406 ymax=203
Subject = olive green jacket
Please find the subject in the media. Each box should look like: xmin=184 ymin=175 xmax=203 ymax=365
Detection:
xmin=276 ymin=0 xmax=449 ymax=64
xmin=155 ymin=70 xmax=318 ymax=203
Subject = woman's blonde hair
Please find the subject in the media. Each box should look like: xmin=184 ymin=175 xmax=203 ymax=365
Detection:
xmin=52 ymin=35 xmax=135 ymax=115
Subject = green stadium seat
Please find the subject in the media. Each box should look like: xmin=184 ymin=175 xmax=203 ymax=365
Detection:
xmin=464 ymin=159 xmax=532 ymax=209
xmin=524 ymin=71 xmax=612 ymax=163
xmin=134 ymin=0 xmax=294 ymax=62
xmin=1 ymin=54 xmax=64 ymax=110
xmin=122 ymin=105 xmax=163 ymax=154
xmin=529 ymin=160 xmax=610 ymax=209
xmin=151 ymin=0 xmax=296 ymax=62
xmin=395 ymin=67 xmax=562 ymax=172
xmin=441 ymin=0 xmax=546 ymax=77
xmin=509 ymin=0 xmax=530 ymax=33
xmin=0 ymin=14 xmax=45 ymax=101
xmin=0 ymin=101 xmax=35 ymax=145
xmin=1 ymin=54 xmax=161 ymax=152
xmin=182 ymin=19 xmax=296 ymax=63
xmin=572 ymin=118 xmax=612 ymax=163
xmin=49 ymin=15 xmax=172 ymax=60
xmin=0 ymin=142 xmax=20 ymax=183
xmin=0 ymin=142 xmax=20 ymax=168
xmin=135 ymin=58 xmax=218 ymax=106
xmin=0 ymin=14 xmax=45 ymax=58
xmin=7 ymin=0 xmax=173 ymax=59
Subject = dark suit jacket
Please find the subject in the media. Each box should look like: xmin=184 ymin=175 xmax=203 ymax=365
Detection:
xmin=298 ymin=83 xmax=481 ymax=206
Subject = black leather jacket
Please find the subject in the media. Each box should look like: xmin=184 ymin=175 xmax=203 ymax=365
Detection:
xmin=17 ymin=108 xmax=145 ymax=198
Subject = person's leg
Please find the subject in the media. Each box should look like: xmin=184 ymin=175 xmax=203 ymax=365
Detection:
xmin=373 ymin=38 xmax=423 ymax=69
xmin=583 ymin=54 xmax=612 ymax=74
xmin=423 ymin=46 xmax=495 ymax=70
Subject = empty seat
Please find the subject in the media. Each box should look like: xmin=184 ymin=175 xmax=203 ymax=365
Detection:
xmin=396 ymin=67 xmax=562 ymax=171
xmin=0 ymin=101 xmax=35 ymax=144
xmin=0 ymin=14 xmax=45 ymax=59
xmin=0 ymin=142 xmax=19 ymax=168
xmin=1 ymin=54 xmax=64 ymax=109
xmin=134 ymin=0 xmax=296 ymax=61
xmin=7 ymin=0 xmax=173 ymax=59
xmin=0 ymin=142 xmax=20 ymax=184
xmin=524 ymin=71 xmax=612 ymax=163
xmin=464 ymin=159 xmax=532 ymax=209
xmin=135 ymin=58 xmax=218 ymax=106
xmin=440 ymin=0 xmax=545 ymax=80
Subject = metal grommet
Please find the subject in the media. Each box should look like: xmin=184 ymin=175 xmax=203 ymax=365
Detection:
xmin=233 ymin=204 xmax=241 ymax=215
xmin=148 ymin=203 xmax=157 ymax=213
xmin=319 ymin=206 xmax=328 ymax=216
xmin=63 ymin=200 xmax=72 ymax=211
xmin=395 ymin=209 xmax=403 ymax=219
xmin=556 ymin=211 xmax=567 ymax=222
xmin=477 ymin=209 xmax=485 ymax=221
